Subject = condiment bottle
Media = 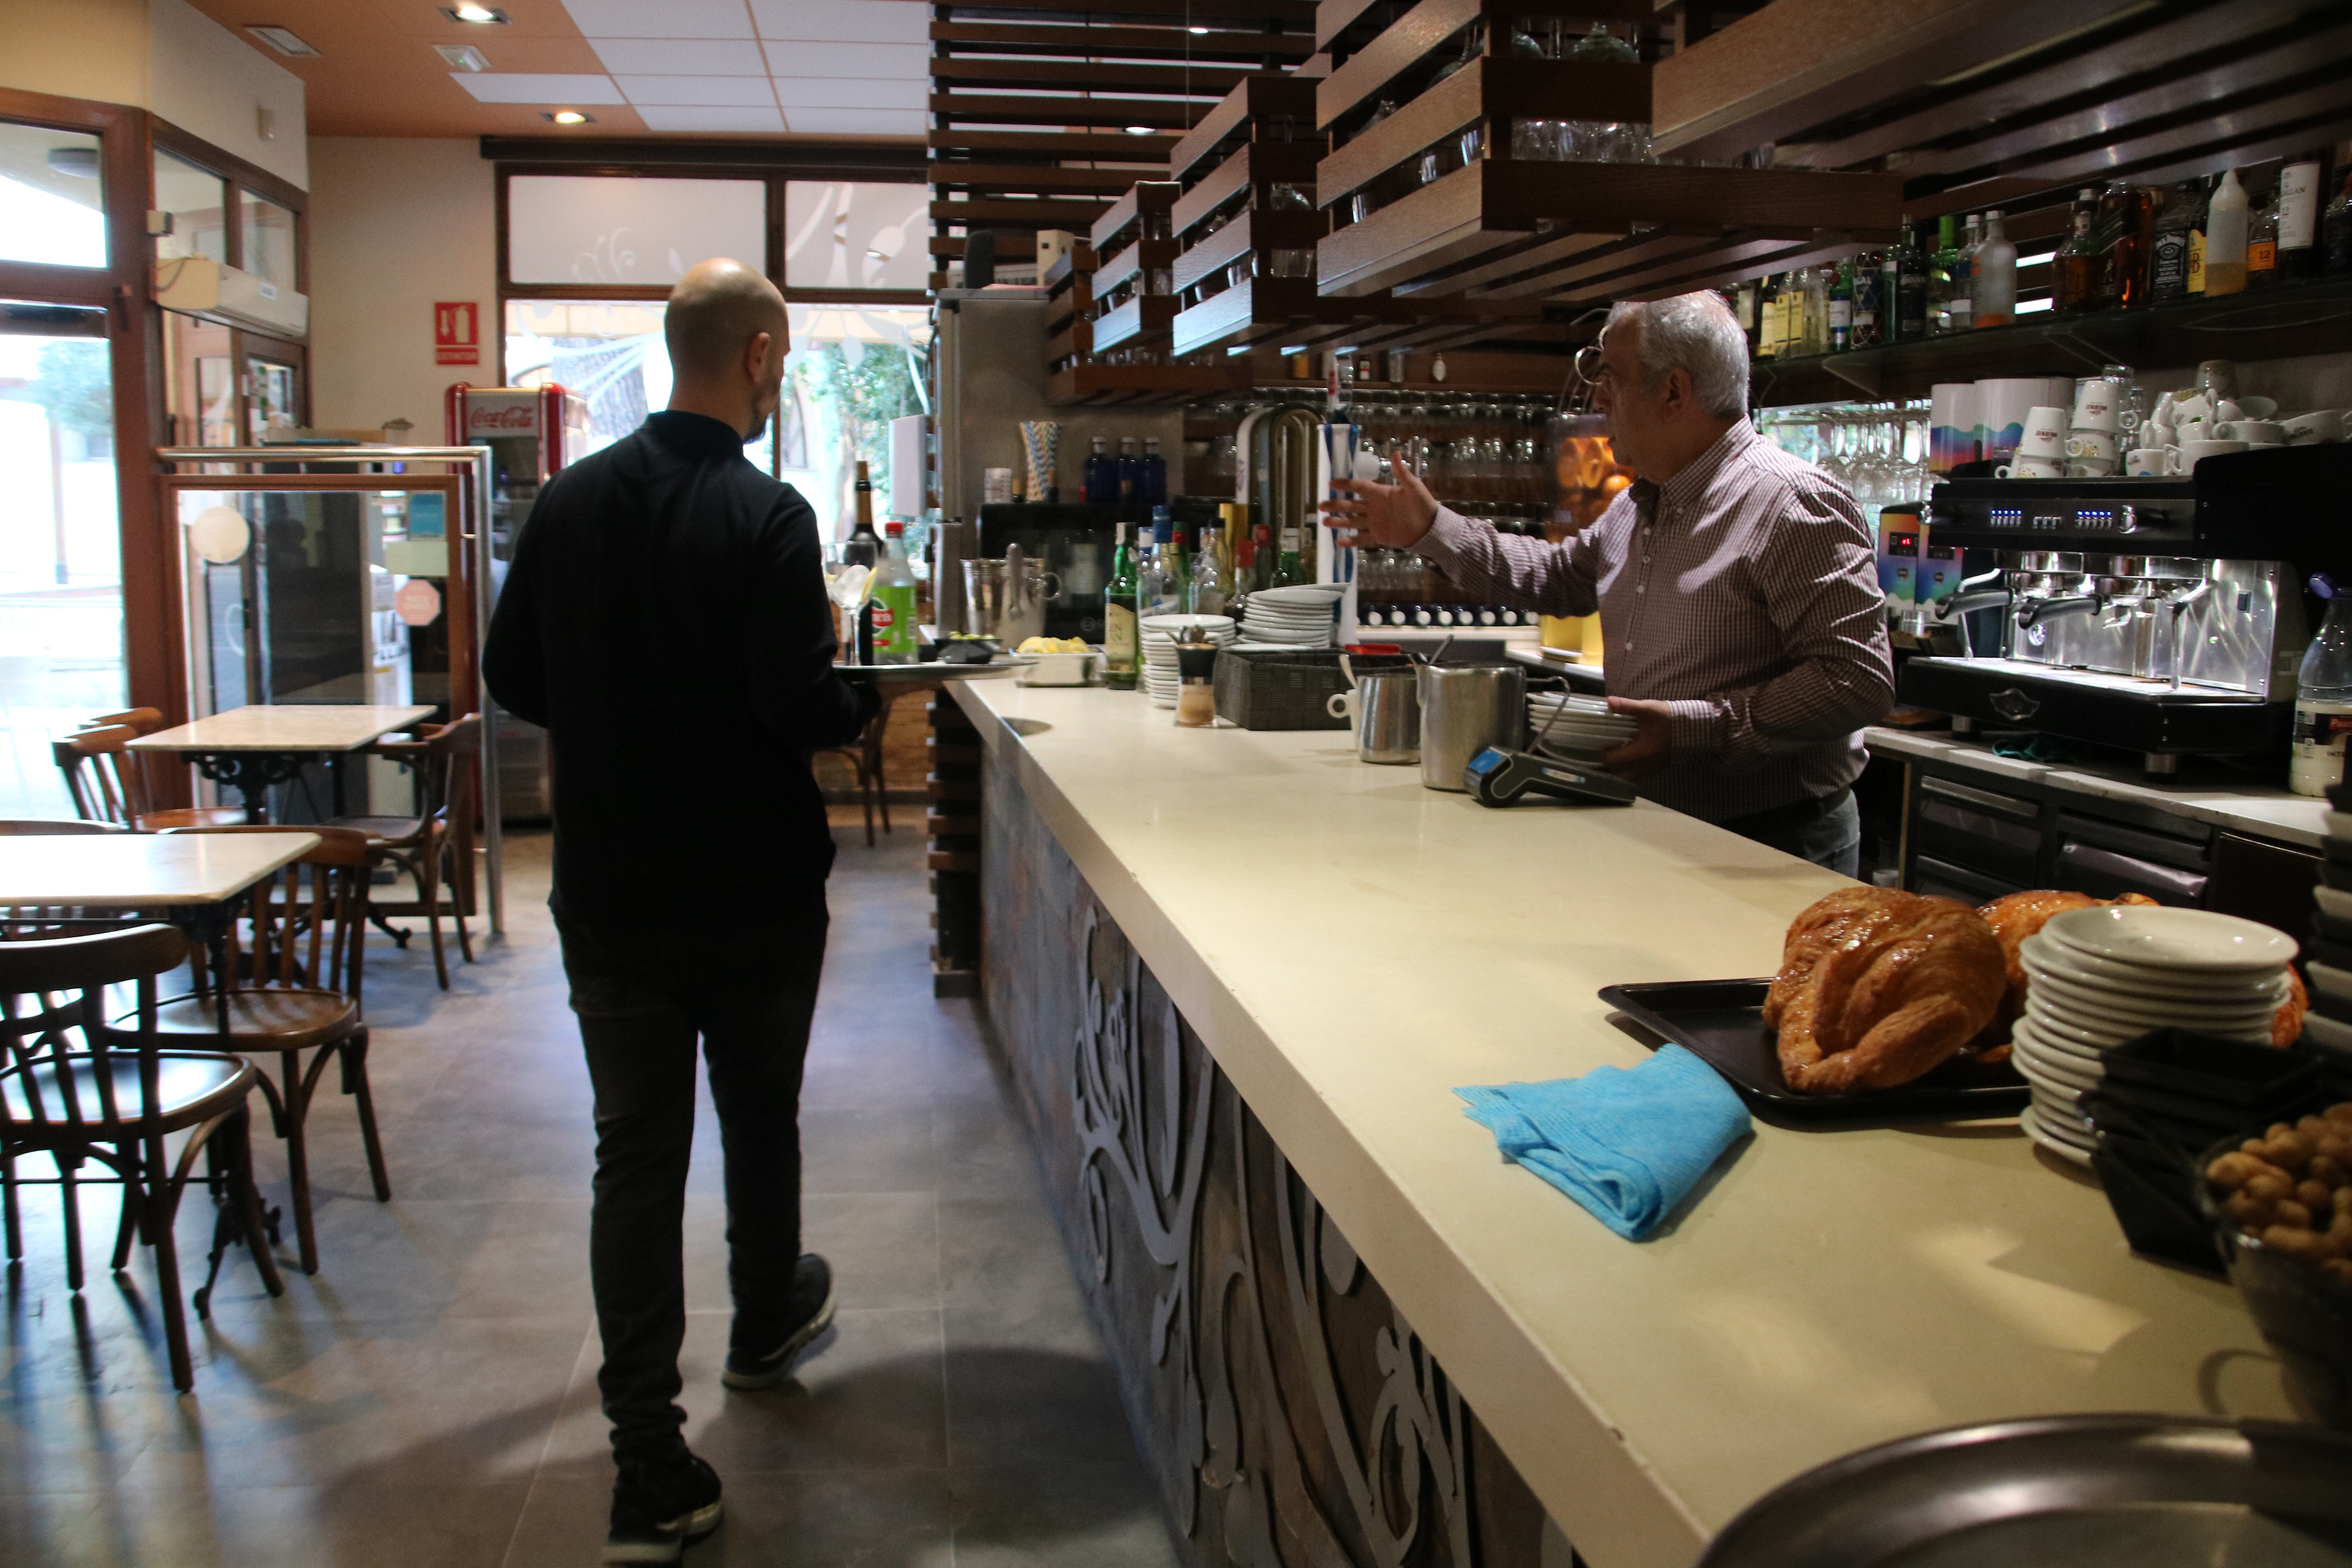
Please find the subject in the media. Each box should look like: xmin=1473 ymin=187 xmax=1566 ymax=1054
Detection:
xmin=2204 ymin=168 xmax=2250 ymax=296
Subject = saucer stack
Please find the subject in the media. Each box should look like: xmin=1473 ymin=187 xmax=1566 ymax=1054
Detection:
xmin=2011 ymin=905 xmax=2298 ymax=1167
xmin=1238 ymin=585 xmax=1343 ymax=647
xmin=1139 ymin=614 xmax=1236 ymax=707
xmin=1526 ymin=692 xmax=1635 ymax=756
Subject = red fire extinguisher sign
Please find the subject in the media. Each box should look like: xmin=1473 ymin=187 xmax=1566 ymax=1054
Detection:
xmin=435 ymin=302 xmax=481 ymax=366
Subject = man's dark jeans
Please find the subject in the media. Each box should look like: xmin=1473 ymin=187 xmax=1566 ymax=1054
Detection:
xmin=555 ymin=900 xmax=829 ymax=1465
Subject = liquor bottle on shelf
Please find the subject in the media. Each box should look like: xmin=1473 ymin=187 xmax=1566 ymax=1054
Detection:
xmin=2327 ymin=170 xmax=2352 ymax=273
xmin=1083 ymin=435 xmax=1115 ymax=504
xmin=1803 ymin=266 xmax=1829 ymax=353
xmin=2291 ymin=575 xmax=2352 ymax=797
xmin=1928 ymin=216 xmax=1960 ymax=336
xmin=2055 ymin=190 xmax=2098 ymax=312
xmin=1115 ymin=436 xmax=1141 ymax=513
xmin=1188 ymin=524 xmax=1230 ymax=616
xmin=2147 ymin=182 xmax=2199 ymax=303
xmin=1734 ymin=278 xmax=1759 ymax=349
xmin=1828 ymin=259 xmax=1854 ymax=351
xmin=1755 ymin=273 xmax=1782 ymax=358
xmin=1894 ymin=225 xmax=1928 ymax=341
xmin=2205 ymin=168 xmax=2250 ymax=296
xmin=1104 ymin=521 xmax=1139 ymax=689
xmin=1272 ymin=522 xmax=1307 ymax=589
xmin=2092 ymin=181 xmax=2151 ymax=309
xmin=2187 ymin=176 xmax=2214 ymax=295
xmin=1141 ymin=436 xmax=1168 ymax=507
xmin=1948 ymin=214 xmax=1980 ymax=331
xmin=1850 ymin=251 xmax=1883 ymax=347
xmin=2280 ymin=155 xmax=2323 ymax=280
xmin=2248 ymin=189 xmax=2280 ymax=290
xmin=1973 ymin=209 xmax=2017 ymax=328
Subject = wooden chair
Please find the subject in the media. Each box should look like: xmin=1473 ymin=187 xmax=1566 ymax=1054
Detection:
xmin=328 ymin=714 xmax=481 ymax=989
xmin=53 ymin=724 xmax=246 ymax=832
xmin=1 ymin=923 xmax=285 ymax=1391
xmin=133 ymin=826 xmax=385 ymax=1275
xmin=821 ymin=697 xmax=895 ymax=847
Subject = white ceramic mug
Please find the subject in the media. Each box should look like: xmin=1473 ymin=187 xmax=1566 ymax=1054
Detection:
xmin=2017 ymin=407 xmax=2070 ymax=459
xmin=2285 ymin=410 xmax=2345 ymax=445
xmin=2217 ymin=420 xmax=2286 ymax=445
xmin=2174 ymin=393 xmax=2212 ymax=424
xmin=2066 ymin=428 xmax=2119 ymax=464
xmin=2125 ymin=447 xmax=2169 ymax=476
xmin=1995 ymin=458 xmax=2065 ymax=479
xmin=2072 ymin=384 xmax=2121 ymax=431
xmin=2214 ymin=399 xmax=2246 ymax=424
xmin=2146 ymin=420 xmax=2178 ymax=448
xmin=2237 ymin=395 xmax=2279 ymax=419
xmin=2169 ymin=439 xmax=2248 ymax=471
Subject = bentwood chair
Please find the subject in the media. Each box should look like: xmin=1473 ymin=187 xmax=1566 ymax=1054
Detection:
xmin=1 ymin=923 xmax=285 ymax=1391
xmin=327 ymin=714 xmax=480 ymax=988
xmin=134 ymin=826 xmax=385 ymax=1275
xmin=53 ymin=723 xmax=246 ymax=832
xmin=821 ymin=698 xmax=896 ymax=847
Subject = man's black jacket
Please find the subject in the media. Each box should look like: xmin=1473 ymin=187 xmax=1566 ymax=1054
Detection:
xmin=483 ymin=410 xmax=877 ymax=927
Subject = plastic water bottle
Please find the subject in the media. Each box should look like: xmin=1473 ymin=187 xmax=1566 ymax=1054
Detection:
xmin=2291 ymin=573 xmax=2352 ymax=797
xmin=871 ymin=522 xmax=922 ymax=665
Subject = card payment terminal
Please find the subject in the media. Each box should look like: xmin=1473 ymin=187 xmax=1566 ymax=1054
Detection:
xmin=1464 ymin=747 xmax=1638 ymax=807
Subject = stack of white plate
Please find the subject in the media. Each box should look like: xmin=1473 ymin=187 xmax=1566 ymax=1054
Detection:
xmin=2012 ymin=904 xmax=2297 ymax=1167
xmin=1239 ymin=584 xmax=1343 ymax=647
xmin=1139 ymin=614 xmax=1237 ymax=707
xmin=1526 ymin=691 xmax=1636 ymax=756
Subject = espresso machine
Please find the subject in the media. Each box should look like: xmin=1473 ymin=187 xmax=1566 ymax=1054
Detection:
xmin=1898 ymin=445 xmax=2350 ymax=775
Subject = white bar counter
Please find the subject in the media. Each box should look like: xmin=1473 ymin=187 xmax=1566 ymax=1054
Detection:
xmin=951 ymin=679 xmax=2295 ymax=1568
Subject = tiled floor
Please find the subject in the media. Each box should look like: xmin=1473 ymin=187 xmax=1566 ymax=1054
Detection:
xmin=1 ymin=820 xmax=1181 ymax=1567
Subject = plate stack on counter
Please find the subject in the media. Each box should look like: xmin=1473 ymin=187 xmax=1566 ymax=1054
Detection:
xmin=1140 ymin=614 xmax=1235 ymax=708
xmin=2011 ymin=905 xmax=2300 ymax=1167
xmin=1526 ymin=690 xmax=1635 ymax=758
xmin=1237 ymin=584 xmax=1344 ymax=649
xmin=2304 ymin=787 xmax=2352 ymax=1074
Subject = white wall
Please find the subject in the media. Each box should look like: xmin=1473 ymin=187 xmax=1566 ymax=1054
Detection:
xmin=148 ymin=0 xmax=307 ymax=190
xmin=306 ymin=138 xmax=497 ymax=436
xmin=0 ymin=1 xmax=307 ymax=188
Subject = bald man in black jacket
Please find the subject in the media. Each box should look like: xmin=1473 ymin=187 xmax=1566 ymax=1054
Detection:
xmin=486 ymin=258 xmax=876 ymax=1565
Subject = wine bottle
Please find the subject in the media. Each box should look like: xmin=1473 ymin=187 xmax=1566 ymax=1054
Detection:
xmin=845 ymin=460 xmax=881 ymax=569
xmin=1104 ymin=521 xmax=1139 ymax=689
xmin=2054 ymin=191 xmax=2097 ymax=313
xmin=1827 ymin=259 xmax=1854 ymax=351
xmin=2278 ymin=156 xmax=2321 ymax=280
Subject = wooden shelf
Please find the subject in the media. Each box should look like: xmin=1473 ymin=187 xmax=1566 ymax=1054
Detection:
xmin=1749 ymin=274 xmax=2352 ymax=407
xmin=1090 ymin=181 xmax=1180 ymax=254
xmin=1317 ymin=57 xmax=1648 ymax=204
xmin=1316 ymin=159 xmax=1900 ymax=300
xmin=1091 ymin=293 xmax=1181 ymax=351
xmin=1654 ymin=0 xmax=2352 ymax=203
xmin=1316 ymin=0 xmax=1656 ymax=131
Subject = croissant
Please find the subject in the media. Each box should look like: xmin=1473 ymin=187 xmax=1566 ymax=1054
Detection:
xmin=1975 ymin=891 xmax=2159 ymax=1047
xmin=1770 ymin=889 xmax=2008 ymax=1094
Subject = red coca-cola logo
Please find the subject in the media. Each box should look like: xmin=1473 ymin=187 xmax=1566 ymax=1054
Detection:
xmin=467 ymin=405 xmax=540 ymax=432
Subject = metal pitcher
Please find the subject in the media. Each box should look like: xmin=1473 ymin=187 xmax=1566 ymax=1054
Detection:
xmin=1416 ymin=662 xmax=1524 ymax=791
xmin=964 ymin=545 xmax=1061 ymax=646
xmin=1326 ymin=666 xmax=1420 ymax=764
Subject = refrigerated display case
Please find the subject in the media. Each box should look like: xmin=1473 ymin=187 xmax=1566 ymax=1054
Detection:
xmin=445 ymin=383 xmax=587 ymax=822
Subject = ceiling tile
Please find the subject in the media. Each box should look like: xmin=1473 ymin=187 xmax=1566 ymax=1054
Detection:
xmin=752 ymin=1 xmax=927 ymax=45
xmin=452 ymin=73 xmax=628 ymax=105
xmin=616 ymin=74 xmax=778 ymax=106
xmin=785 ymin=107 xmax=925 ymax=135
xmin=587 ymin=39 xmax=767 ymax=75
xmin=635 ymin=104 xmax=788 ymax=132
xmin=560 ymin=0 xmax=756 ymax=39
xmin=771 ymin=77 xmax=924 ymax=110
xmin=755 ymin=41 xmax=925 ymax=79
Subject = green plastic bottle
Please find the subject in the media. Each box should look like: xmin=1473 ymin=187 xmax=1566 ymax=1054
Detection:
xmin=871 ymin=521 xmax=921 ymax=665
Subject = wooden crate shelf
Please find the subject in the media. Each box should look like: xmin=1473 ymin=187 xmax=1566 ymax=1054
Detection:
xmin=1091 ymin=293 xmax=1182 ymax=351
xmin=1654 ymin=0 xmax=2352 ymax=203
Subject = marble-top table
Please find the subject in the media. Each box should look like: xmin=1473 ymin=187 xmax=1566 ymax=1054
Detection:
xmin=0 ymin=830 xmax=319 ymax=909
xmin=129 ymin=705 xmax=434 ymax=823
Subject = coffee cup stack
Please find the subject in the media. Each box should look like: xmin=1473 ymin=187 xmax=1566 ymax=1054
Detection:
xmin=1995 ymin=406 xmax=2068 ymax=479
xmin=2127 ymin=384 xmax=2346 ymax=476
xmin=2066 ymin=380 xmax=2123 ymax=478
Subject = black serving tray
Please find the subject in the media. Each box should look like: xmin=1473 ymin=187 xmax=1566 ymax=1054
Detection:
xmin=1597 ymin=978 xmax=2030 ymax=1121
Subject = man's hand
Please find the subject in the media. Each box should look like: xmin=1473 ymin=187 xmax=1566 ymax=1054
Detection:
xmin=1598 ymin=696 xmax=1672 ymax=776
xmin=1319 ymin=450 xmax=1439 ymax=549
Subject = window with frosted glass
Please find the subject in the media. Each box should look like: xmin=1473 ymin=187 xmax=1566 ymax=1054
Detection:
xmin=154 ymin=148 xmax=227 ymax=264
xmin=0 ymin=122 xmax=106 ymax=268
xmin=784 ymin=182 xmax=929 ymax=291
xmin=240 ymin=192 xmax=297 ymax=291
xmin=507 ymin=176 xmax=765 ymax=286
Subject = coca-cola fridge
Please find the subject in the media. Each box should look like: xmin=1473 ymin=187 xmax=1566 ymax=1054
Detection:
xmin=446 ymin=383 xmax=589 ymax=820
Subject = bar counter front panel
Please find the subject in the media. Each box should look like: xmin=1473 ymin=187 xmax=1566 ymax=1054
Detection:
xmin=948 ymin=681 xmax=2299 ymax=1568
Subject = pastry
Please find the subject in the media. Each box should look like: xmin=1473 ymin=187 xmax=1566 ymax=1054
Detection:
xmin=1976 ymin=891 xmax=2158 ymax=1046
xmin=1770 ymin=890 xmax=2008 ymax=1094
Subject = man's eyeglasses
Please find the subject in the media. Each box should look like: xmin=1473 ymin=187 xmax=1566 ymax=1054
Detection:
xmin=1572 ymin=344 xmax=1615 ymax=386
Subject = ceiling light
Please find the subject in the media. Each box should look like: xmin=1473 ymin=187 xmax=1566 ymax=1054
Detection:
xmin=1124 ymin=126 xmax=1154 ymax=135
xmin=444 ymin=4 xmax=509 ymax=22
xmin=1189 ymin=25 xmax=1210 ymax=33
xmin=435 ymin=43 xmax=491 ymax=70
xmin=247 ymin=25 xmax=320 ymax=56
xmin=544 ymin=110 xmax=594 ymax=124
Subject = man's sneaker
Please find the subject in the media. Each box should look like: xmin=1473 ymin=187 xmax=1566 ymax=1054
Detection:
xmin=721 ymin=1253 xmax=836 ymax=1390
xmin=603 ymin=1449 xmax=722 ymax=1564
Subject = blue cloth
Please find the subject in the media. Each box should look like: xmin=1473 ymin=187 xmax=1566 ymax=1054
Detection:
xmin=1456 ymin=1045 xmax=1751 ymax=1240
